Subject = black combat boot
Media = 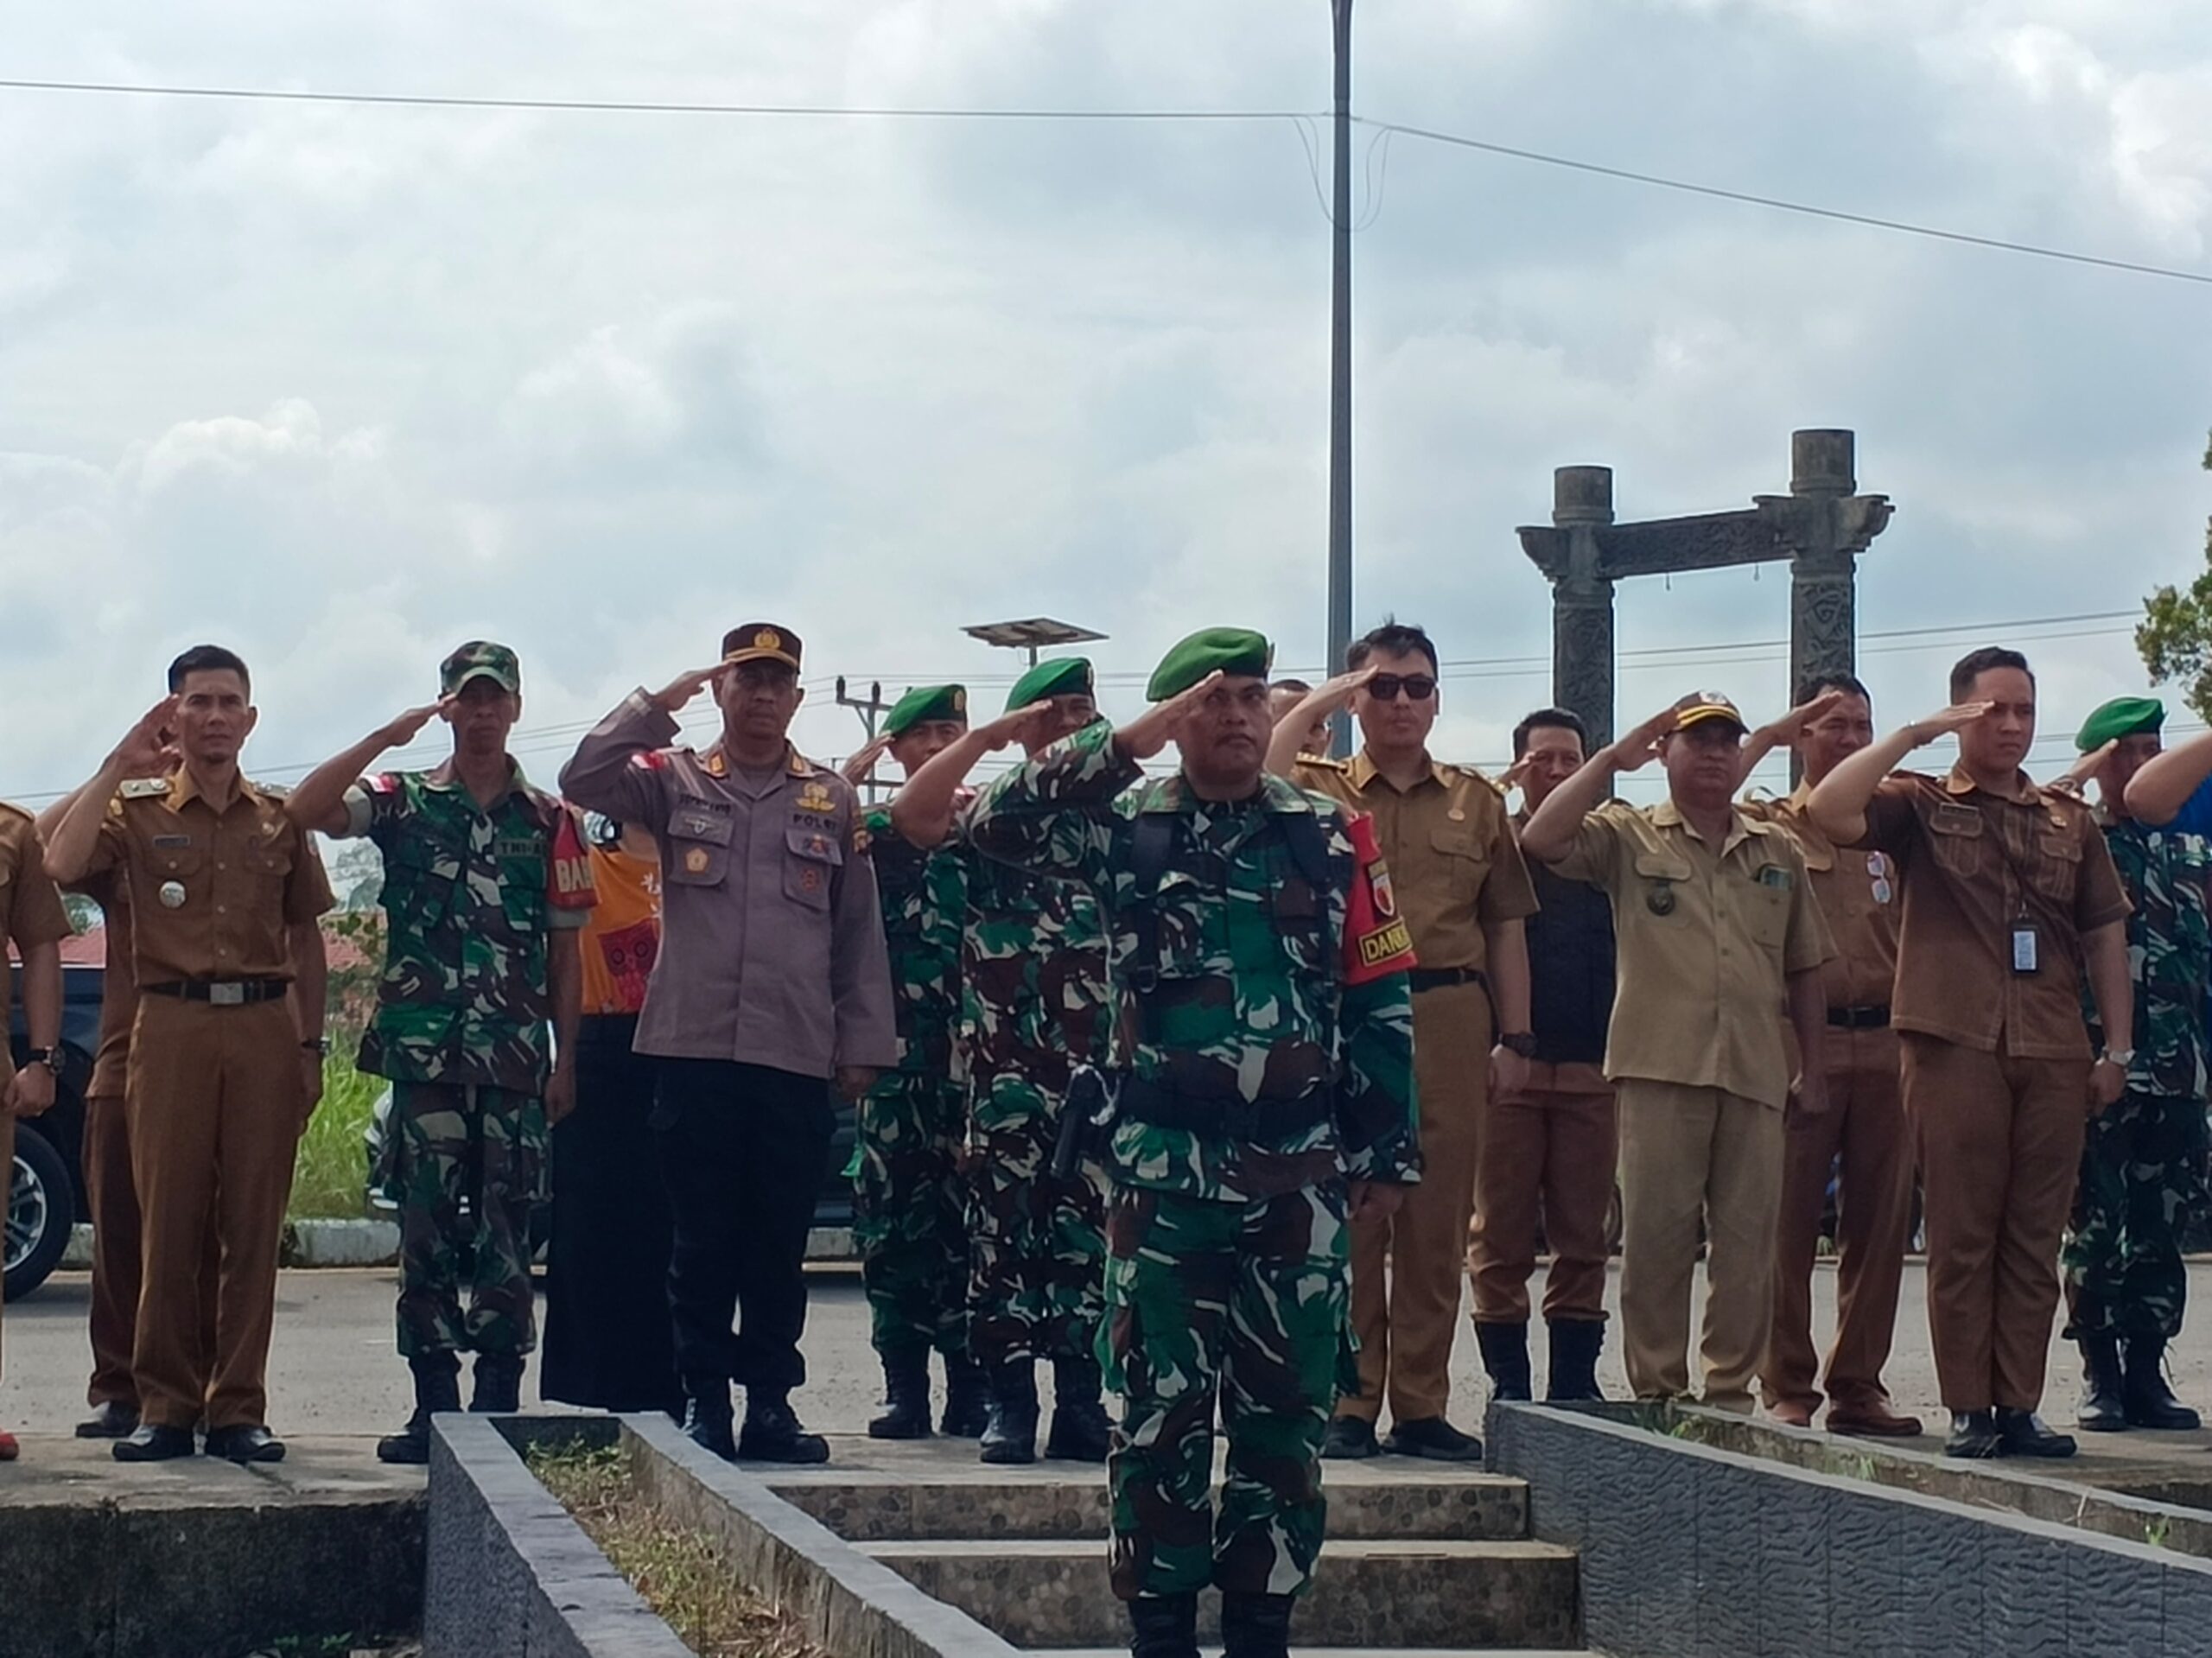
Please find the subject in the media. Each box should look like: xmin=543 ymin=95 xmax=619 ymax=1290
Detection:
xmin=940 ymin=1352 xmax=990 ymax=1438
xmin=2077 ymin=1332 xmax=2128 ymax=1432
xmin=1045 ymin=1354 xmax=1113 ymax=1463
xmin=378 ymin=1351 xmax=462 ymax=1465
xmin=1220 ymin=1591 xmax=1296 ymax=1658
xmin=1547 ymin=1318 xmax=1608 ymax=1402
xmin=738 ymin=1390 xmax=831 ymax=1464
xmin=1126 ymin=1592 xmax=1200 ymax=1658
xmin=1476 ymin=1320 xmax=1533 ymax=1401
xmin=470 ymin=1352 xmax=526 ymax=1415
xmin=681 ymin=1377 xmax=737 ymax=1462
xmin=868 ymin=1350 xmax=934 ymax=1440
xmin=980 ymin=1360 xmax=1040 ymax=1465
xmin=2124 ymin=1335 xmax=2202 ymax=1430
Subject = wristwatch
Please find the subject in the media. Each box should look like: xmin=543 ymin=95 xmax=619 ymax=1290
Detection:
xmin=301 ymin=1037 xmax=332 ymax=1058
xmin=21 ymin=1046 xmax=57 ymax=1070
xmin=1497 ymin=1032 xmax=1540 ymax=1060
xmin=2101 ymin=1048 xmax=2135 ymax=1069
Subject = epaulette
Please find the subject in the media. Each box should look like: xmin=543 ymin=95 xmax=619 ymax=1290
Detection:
xmin=1452 ymin=764 xmax=1510 ymax=800
xmin=1298 ymin=753 xmax=1349 ymax=771
xmin=251 ymin=778 xmax=290 ymax=799
xmin=118 ymin=777 xmax=171 ymax=799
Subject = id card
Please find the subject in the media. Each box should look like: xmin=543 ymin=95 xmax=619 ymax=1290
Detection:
xmin=2012 ymin=924 xmax=2039 ymax=975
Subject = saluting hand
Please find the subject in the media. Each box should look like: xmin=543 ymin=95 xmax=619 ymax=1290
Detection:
xmin=1755 ymin=689 xmax=1849 ymax=748
xmin=1605 ymin=706 xmax=1681 ymax=773
xmin=382 ymin=696 xmax=455 ymax=748
xmin=1904 ymin=702 xmax=1995 ymax=747
xmin=841 ymin=733 xmax=893 ymax=787
xmin=2052 ymin=740 xmax=2116 ymax=802
xmin=969 ymin=701 xmax=1058 ymax=754
xmin=652 ymin=664 xmax=728 ymax=714
xmin=1116 ymin=670 xmax=1225 ymax=763
xmin=110 ymin=696 xmax=180 ymax=775
xmin=1296 ymin=665 xmax=1377 ymax=721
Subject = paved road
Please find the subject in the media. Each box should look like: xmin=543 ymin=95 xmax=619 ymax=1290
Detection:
xmin=10 ymin=1259 xmax=2212 ymax=1446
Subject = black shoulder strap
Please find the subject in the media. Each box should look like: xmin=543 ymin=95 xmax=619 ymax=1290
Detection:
xmin=1280 ymin=808 xmax=1332 ymax=891
xmin=1128 ymin=811 xmax=1176 ymax=992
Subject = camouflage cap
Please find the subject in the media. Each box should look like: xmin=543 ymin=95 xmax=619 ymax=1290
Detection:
xmin=440 ymin=640 xmax=521 ymax=696
xmin=1005 ymin=657 xmax=1094 ymax=713
xmin=1146 ymin=628 xmax=1271 ymax=702
xmin=721 ymin=623 xmax=802 ymax=670
xmin=883 ymin=683 xmax=969 ymax=738
xmin=2076 ymin=696 xmax=2164 ymax=752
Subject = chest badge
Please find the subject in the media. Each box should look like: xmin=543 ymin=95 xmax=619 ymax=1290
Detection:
xmin=683 ymin=847 xmax=710 ymax=876
xmin=1447 ymin=806 xmax=1466 ymax=822
xmin=798 ymin=782 xmax=835 ymax=815
xmin=1647 ymin=882 xmax=1676 ymax=916
xmin=158 ymin=880 xmax=188 ymax=909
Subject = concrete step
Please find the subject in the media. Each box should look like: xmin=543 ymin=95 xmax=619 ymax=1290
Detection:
xmin=858 ymin=1537 xmax=1580 ymax=1650
xmin=1033 ymin=1650 xmax=1593 ymax=1656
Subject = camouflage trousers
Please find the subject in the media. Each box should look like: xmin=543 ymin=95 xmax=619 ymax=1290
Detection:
xmin=967 ymin=1075 xmax=1106 ymax=1369
xmin=853 ymin=1072 xmax=970 ymax=1359
xmin=2064 ymin=1089 xmax=2210 ymax=1342
xmin=1101 ymin=1180 xmax=1351 ymax=1601
xmin=385 ymin=1081 xmax=548 ymax=1358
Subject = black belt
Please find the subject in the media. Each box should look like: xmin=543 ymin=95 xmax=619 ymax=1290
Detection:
xmin=1827 ymin=1004 xmax=1891 ymax=1030
xmin=143 ymin=979 xmax=289 ymax=1006
xmin=1409 ymin=967 xmax=1490 ymax=994
xmin=1117 ymin=1074 xmax=1334 ymax=1140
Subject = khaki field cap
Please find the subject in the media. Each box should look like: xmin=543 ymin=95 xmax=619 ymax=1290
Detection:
xmin=1671 ymin=690 xmax=1746 ymax=735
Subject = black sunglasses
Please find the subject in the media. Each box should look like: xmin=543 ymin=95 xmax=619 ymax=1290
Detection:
xmin=1366 ymin=673 xmax=1437 ymax=702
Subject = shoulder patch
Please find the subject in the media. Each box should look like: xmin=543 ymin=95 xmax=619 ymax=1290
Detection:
xmin=629 ymin=749 xmax=671 ymax=772
xmin=368 ymin=772 xmax=404 ymax=795
xmin=119 ymin=777 xmax=171 ymax=799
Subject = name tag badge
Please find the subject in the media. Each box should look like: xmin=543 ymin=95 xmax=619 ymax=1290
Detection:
xmin=2012 ymin=924 xmax=2039 ymax=975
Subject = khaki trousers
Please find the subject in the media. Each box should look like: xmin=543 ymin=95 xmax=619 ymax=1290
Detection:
xmin=1616 ymin=1079 xmax=1785 ymax=1413
xmin=85 ymin=1089 xmax=217 ymax=1410
xmin=1470 ymin=1061 xmax=1617 ymax=1323
xmin=1763 ymin=1026 xmax=1915 ymax=1414
xmin=1902 ymin=1033 xmax=2089 ymax=1413
xmin=129 ymin=996 xmax=302 ymax=1432
xmin=1342 ymin=981 xmax=1490 ymax=1426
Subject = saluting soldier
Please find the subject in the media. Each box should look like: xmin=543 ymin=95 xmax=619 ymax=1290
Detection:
xmin=838 ymin=684 xmax=990 ymax=1439
xmin=1272 ymin=622 xmax=1536 ymax=1462
xmin=562 ymin=623 xmax=896 ymax=1464
xmin=964 ymin=628 xmax=1418 ymax=1658
xmin=0 ymin=799 xmax=71 ymax=1462
xmin=287 ymin=642 xmax=594 ymax=1463
xmin=44 ymin=645 xmax=333 ymax=1464
xmin=891 ymin=657 xmax=1114 ymax=1466
xmin=1808 ymin=647 xmax=2133 ymax=1459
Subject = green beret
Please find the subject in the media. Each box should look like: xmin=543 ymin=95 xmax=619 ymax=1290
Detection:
xmin=1146 ymin=627 xmax=1273 ymax=702
xmin=1005 ymin=657 xmax=1094 ymax=713
xmin=2076 ymin=696 xmax=2164 ymax=752
xmin=883 ymin=683 xmax=968 ymax=738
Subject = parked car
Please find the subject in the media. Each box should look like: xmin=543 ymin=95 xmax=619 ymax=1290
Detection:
xmin=5 ymin=961 xmax=103 ymax=1300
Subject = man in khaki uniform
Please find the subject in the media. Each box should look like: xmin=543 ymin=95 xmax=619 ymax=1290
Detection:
xmin=0 ymin=802 xmax=71 ymax=1462
xmin=45 ymin=645 xmax=333 ymax=1464
xmin=1522 ymin=692 xmax=1833 ymax=1413
xmin=1809 ymin=646 xmax=2132 ymax=1459
xmin=1737 ymin=676 xmax=1922 ymax=1436
xmin=1274 ymin=621 xmax=1536 ymax=1461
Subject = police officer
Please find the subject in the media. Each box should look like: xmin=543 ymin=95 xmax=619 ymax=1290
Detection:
xmin=562 ymin=623 xmax=896 ymax=1464
xmin=839 ymin=684 xmax=990 ymax=1439
xmin=890 ymin=658 xmax=1114 ymax=1466
xmin=964 ymin=628 xmax=1418 ymax=1658
xmin=45 ymin=645 xmax=334 ymax=1464
xmin=288 ymin=642 xmax=594 ymax=1462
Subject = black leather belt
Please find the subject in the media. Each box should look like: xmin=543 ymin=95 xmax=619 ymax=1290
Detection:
xmin=1409 ymin=967 xmax=1490 ymax=994
xmin=143 ymin=979 xmax=289 ymax=1006
xmin=1827 ymin=1004 xmax=1891 ymax=1030
xmin=1117 ymin=1074 xmax=1334 ymax=1140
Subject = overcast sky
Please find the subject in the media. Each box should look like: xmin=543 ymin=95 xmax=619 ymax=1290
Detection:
xmin=3 ymin=0 xmax=2208 ymax=804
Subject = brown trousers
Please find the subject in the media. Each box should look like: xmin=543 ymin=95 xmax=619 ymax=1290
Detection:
xmin=1617 ymin=1079 xmax=1786 ymax=1413
xmin=1470 ymin=1061 xmax=1617 ymax=1323
xmin=1341 ymin=981 xmax=1491 ymax=1426
xmin=0 ymin=1109 xmax=11 ymax=1381
xmin=1902 ymin=1033 xmax=2089 ymax=1413
xmin=128 ymin=996 xmax=302 ymax=1432
xmin=83 ymin=1090 xmax=217 ymax=1410
xmin=1763 ymin=1026 xmax=1915 ymax=1415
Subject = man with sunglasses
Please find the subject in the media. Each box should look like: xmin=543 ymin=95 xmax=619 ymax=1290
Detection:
xmin=1272 ymin=621 xmax=1536 ymax=1462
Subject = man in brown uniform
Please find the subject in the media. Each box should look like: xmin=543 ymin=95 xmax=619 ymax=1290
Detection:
xmin=1809 ymin=646 xmax=2132 ymax=1459
xmin=1273 ymin=621 xmax=1537 ymax=1461
xmin=1 ymin=801 xmax=71 ymax=1462
xmin=1738 ymin=676 xmax=1923 ymax=1436
xmin=1522 ymin=693 xmax=1834 ymax=1413
xmin=45 ymin=645 xmax=333 ymax=1463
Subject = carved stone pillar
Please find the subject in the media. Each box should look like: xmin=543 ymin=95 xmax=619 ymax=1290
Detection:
xmin=1550 ymin=465 xmax=1617 ymax=749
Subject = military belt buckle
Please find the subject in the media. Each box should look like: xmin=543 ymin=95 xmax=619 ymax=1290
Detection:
xmin=208 ymin=982 xmax=246 ymax=1007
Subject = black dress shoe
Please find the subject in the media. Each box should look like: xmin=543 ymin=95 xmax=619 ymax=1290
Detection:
xmin=76 ymin=1401 xmax=141 ymax=1439
xmin=1943 ymin=1410 xmax=2003 ymax=1459
xmin=1995 ymin=1407 xmax=2076 ymax=1459
xmin=1320 ymin=1415 xmax=1378 ymax=1459
xmin=1382 ymin=1416 xmax=1484 ymax=1462
xmin=204 ymin=1425 xmax=287 ymax=1464
xmin=113 ymin=1424 xmax=199 ymax=1462
xmin=737 ymin=1393 xmax=830 ymax=1464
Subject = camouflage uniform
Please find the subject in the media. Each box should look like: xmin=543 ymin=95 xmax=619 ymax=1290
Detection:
xmin=959 ymin=748 xmax=1115 ymax=1370
xmin=968 ymin=721 xmax=1418 ymax=1602
xmin=346 ymin=766 xmax=591 ymax=1357
xmin=854 ymin=802 xmax=973 ymax=1359
xmin=2064 ymin=812 xmax=2212 ymax=1341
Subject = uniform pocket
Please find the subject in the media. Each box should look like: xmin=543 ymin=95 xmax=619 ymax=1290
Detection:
xmin=784 ymin=824 xmax=842 ymax=910
xmin=1928 ymin=812 xmax=1985 ymax=878
xmin=667 ymin=810 xmax=734 ymax=888
xmin=2032 ymin=832 xmax=2082 ymax=902
xmin=1431 ymin=823 xmax=1492 ymax=905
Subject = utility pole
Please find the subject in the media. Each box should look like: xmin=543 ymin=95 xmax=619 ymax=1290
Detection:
xmin=1326 ymin=0 xmax=1355 ymax=755
xmin=835 ymin=676 xmax=893 ymax=800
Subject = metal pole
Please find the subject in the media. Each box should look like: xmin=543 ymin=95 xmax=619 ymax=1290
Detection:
xmin=1325 ymin=0 xmax=1355 ymax=754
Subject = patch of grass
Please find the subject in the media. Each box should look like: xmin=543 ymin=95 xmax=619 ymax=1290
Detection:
xmin=288 ymin=1057 xmax=383 ymax=1222
xmin=527 ymin=1440 xmax=830 ymax=1658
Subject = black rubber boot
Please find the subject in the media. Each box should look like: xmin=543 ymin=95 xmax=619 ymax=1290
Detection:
xmin=470 ymin=1353 xmax=525 ymax=1415
xmin=868 ymin=1350 xmax=935 ymax=1440
xmin=738 ymin=1390 xmax=831 ymax=1464
xmin=1547 ymin=1318 xmax=1608 ymax=1402
xmin=980 ymin=1360 xmax=1040 ymax=1465
xmin=378 ymin=1351 xmax=462 ymax=1464
xmin=940 ymin=1352 xmax=990 ymax=1438
xmin=1220 ymin=1591 xmax=1296 ymax=1658
xmin=682 ymin=1377 xmax=737 ymax=1462
xmin=2124 ymin=1335 xmax=2202 ymax=1430
xmin=1126 ymin=1592 xmax=1200 ymax=1658
xmin=1476 ymin=1320 xmax=1533 ymax=1401
xmin=2077 ymin=1332 xmax=2128 ymax=1432
xmin=1045 ymin=1354 xmax=1113 ymax=1463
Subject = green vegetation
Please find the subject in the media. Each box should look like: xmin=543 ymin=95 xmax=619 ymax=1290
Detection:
xmin=287 ymin=1055 xmax=382 ymax=1223
xmin=2135 ymin=431 xmax=2212 ymax=721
